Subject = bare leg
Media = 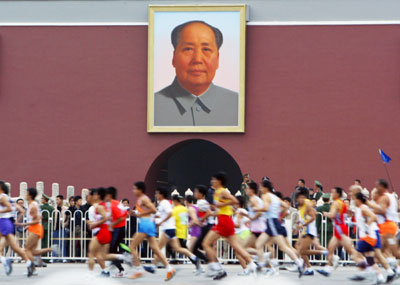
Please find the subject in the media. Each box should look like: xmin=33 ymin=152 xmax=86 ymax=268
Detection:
xmin=88 ymin=237 xmax=98 ymax=271
xmin=24 ymin=233 xmax=39 ymax=262
xmin=129 ymin=233 xmax=146 ymax=267
xmin=152 ymin=233 xmax=169 ymax=265
xmin=5 ymin=235 xmax=28 ymax=261
xmin=226 ymin=235 xmax=253 ymax=263
xmin=327 ymin=237 xmax=339 ymax=266
xmin=202 ymin=231 xmax=221 ymax=263
xmin=255 ymin=233 xmax=270 ymax=265
xmin=169 ymin=238 xmax=195 ymax=260
xmin=272 ymin=235 xmax=299 ymax=262
xmin=189 ymin=237 xmax=197 ymax=252
xmin=148 ymin=236 xmax=170 ymax=268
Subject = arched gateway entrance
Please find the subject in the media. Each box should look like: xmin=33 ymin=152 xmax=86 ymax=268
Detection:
xmin=145 ymin=139 xmax=242 ymax=196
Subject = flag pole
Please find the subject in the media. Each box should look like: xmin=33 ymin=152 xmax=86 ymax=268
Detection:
xmin=382 ymin=163 xmax=395 ymax=192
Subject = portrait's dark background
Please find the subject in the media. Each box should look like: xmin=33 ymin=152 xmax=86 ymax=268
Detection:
xmin=0 ymin=25 xmax=399 ymax=198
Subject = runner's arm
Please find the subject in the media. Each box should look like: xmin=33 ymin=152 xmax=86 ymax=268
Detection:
xmin=135 ymin=197 xmax=157 ymax=217
xmin=215 ymin=190 xmax=237 ymax=208
xmin=324 ymin=201 xmax=339 ymax=218
xmin=367 ymin=196 xmax=388 ymax=215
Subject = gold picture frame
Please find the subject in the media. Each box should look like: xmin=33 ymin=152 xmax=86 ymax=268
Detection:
xmin=147 ymin=5 xmax=246 ymax=133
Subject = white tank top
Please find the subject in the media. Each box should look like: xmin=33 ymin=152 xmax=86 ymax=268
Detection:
xmin=0 ymin=194 xmax=12 ymax=219
xmin=385 ymin=193 xmax=399 ymax=222
xmin=234 ymin=208 xmax=250 ymax=234
xmin=248 ymin=196 xmax=266 ymax=232
xmin=355 ymin=205 xmax=379 ymax=239
xmin=266 ymin=193 xmax=281 ymax=219
xmin=27 ymin=201 xmax=41 ymax=223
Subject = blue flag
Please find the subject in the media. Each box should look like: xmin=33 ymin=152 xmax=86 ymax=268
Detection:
xmin=379 ymin=149 xmax=391 ymax=164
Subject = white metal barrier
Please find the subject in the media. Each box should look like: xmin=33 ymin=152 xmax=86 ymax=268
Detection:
xmin=5 ymin=209 xmax=363 ymax=264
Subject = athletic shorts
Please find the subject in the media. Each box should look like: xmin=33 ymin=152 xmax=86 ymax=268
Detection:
xmin=0 ymin=218 xmax=14 ymax=236
xmin=237 ymin=230 xmax=251 ymax=241
xmin=190 ymin=226 xmax=201 ymax=238
xmin=96 ymin=228 xmax=112 ymax=245
xmin=252 ymin=232 xmax=263 ymax=238
xmin=163 ymin=229 xmax=176 ymax=239
xmin=357 ymin=234 xmax=381 ymax=253
xmin=379 ymin=221 xmax=398 ymax=236
xmin=138 ymin=218 xmax=157 ymax=237
xmin=27 ymin=224 xmax=44 ymax=239
xmin=280 ymin=224 xmax=288 ymax=237
xmin=212 ymin=215 xmax=235 ymax=238
xmin=333 ymin=223 xmax=349 ymax=240
xmin=266 ymin=218 xmax=286 ymax=237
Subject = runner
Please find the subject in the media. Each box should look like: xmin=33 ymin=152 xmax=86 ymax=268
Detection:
xmin=87 ymin=188 xmax=112 ymax=277
xmin=127 ymin=181 xmax=175 ymax=281
xmin=367 ymin=179 xmax=400 ymax=276
xmin=233 ymin=195 xmax=251 ymax=276
xmin=191 ymin=185 xmax=214 ymax=274
xmin=0 ymin=181 xmax=30 ymax=276
xmin=316 ymin=187 xmax=365 ymax=277
xmin=144 ymin=187 xmax=199 ymax=273
xmin=202 ymin=172 xmax=257 ymax=280
xmin=15 ymin=188 xmax=58 ymax=277
xmin=254 ymin=180 xmax=304 ymax=278
xmin=185 ymin=195 xmax=201 ymax=252
xmin=351 ymin=192 xmax=385 ymax=284
xmin=103 ymin=187 xmax=129 ymax=277
xmin=350 ymin=185 xmax=395 ymax=283
xmin=295 ymin=187 xmax=328 ymax=276
xmin=242 ymin=182 xmax=267 ymax=268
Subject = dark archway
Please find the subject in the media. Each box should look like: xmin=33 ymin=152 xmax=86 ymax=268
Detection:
xmin=145 ymin=139 xmax=243 ymax=196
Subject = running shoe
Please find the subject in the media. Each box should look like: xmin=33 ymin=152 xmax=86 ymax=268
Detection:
xmin=27 ymin=263 xmax=34 ymax=278
xmin=285 ymin=264 xmax=299 ymax=272
xmin=194 ymin=257 xmax=201 ymax=271
xmin=248 ymin=262 xmax=258 ymax=277
xmin=128 ymin=272 xmax=144 ymax=279
xmin=237 ymin=270 xmax=250 ymax=276
xmin=213 ymin=270 xmax=227 ymax=280
xmin=332 ymin=255 xmax=340 ymax=270
xmin=51 ymin=245 xmax=61 ymax=257
xmin=100 ymin=271 xmax=110 ymax=278
xmin=112 ymin=272 xmax=125 ymax=278
xmin=297 ymin=259 xmax=305 ymax=278
xmin=206 ymin=266 xmax=219 ymax=278
xmin=195 ymin=267 xmax=205 ymax=276
xmin=4 ymin=258 xmax=12 ymax=276
xmin=143 ymin=265 xmax=156 ymax=274
xmin=316 ymin=269 xmax=330 ymax=277
xmin=386 ymin=273 xmax=396 ymax=283
xmin=264 ymin=268 xmax=279 ymax=277
xmin=165 ymin=268 xmax=176 ymax=281
xmin=122 ymin=252 xmax=133 ymax=267
xmin=303 ymin=269 xmax=314 ymax=276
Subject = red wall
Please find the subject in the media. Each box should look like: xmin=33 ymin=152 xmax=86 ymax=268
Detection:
xmin=0 ymin=25 xmax=399 ymax=198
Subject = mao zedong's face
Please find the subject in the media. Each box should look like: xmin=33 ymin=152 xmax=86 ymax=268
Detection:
xmin=172 ymin=22 xmax=220 ymax=96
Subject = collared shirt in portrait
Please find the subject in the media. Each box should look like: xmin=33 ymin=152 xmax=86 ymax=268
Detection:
xmin=154 ymin=78 xmax=238 ymax=126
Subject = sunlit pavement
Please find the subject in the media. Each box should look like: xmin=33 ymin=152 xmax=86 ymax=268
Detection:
xmin=0 ymin=263 xmax=398 ymax=285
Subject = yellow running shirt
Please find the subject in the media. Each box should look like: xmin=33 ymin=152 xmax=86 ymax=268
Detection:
xmin=214 ymin=188 xmax=234 ymax=216
xmin=172 ymin=205 xmax=189 ymax=239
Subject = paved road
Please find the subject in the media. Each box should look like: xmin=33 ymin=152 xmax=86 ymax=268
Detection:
xmin=0 ymin=263 xmax=398 ymax=285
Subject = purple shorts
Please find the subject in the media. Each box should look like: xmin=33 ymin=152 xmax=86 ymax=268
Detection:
xmin=189 ymin=225 xmax=201 ymax=238
xmin=0 ymin=218 xmax=14 ymax=236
